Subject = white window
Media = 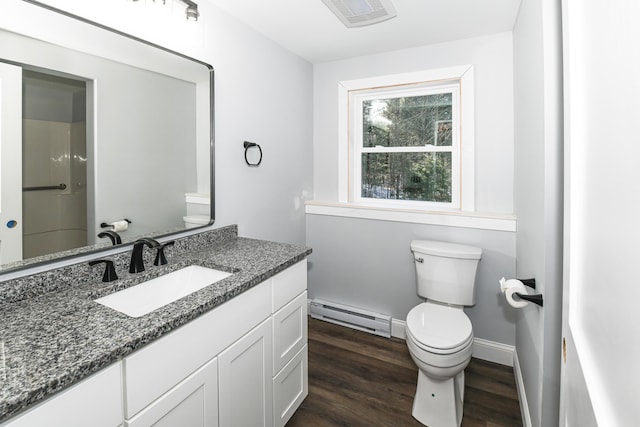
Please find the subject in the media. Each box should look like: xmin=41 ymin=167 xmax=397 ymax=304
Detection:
xmin=350 ymin=82 xmax=460 ymax=208
xmin=338 ymin=66 xmax=475 ymax=212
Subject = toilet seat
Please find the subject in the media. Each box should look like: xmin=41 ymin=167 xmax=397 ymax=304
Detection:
xmin=406 ymin=303 xmax=473 ymax=355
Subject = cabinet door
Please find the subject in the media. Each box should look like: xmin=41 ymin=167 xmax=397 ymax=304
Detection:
xmin=218 ymin=318 xmax=273 ymax=427
xmin=273 ymin=291 xmax=307 ymax=374
xmin=273 ymin=346 xmax=308 ymax=427
xmin=1 ymin=363 xmax=122 ymax=427
xmin=126 ymin=357 xmax=218 ymax=427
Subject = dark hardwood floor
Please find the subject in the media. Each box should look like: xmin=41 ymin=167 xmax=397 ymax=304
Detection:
xmin=287 ymin=318 xmax=522 ymax=427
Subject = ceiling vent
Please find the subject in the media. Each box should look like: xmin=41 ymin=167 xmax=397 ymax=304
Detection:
xmin=321 ymin=0 xmax=397 ymax=28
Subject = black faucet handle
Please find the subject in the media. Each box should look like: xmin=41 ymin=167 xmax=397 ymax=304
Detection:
xmin=154 ymin=241 xmax=175 ymax=266
xmin=89 ymin=259 xmax=118 ymax=282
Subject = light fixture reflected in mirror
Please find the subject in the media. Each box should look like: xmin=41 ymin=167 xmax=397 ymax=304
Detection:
xmin=181 ymin=0 xmax=200 ymax=21
xmin=126 ymin=0 xmax=199 ymax=22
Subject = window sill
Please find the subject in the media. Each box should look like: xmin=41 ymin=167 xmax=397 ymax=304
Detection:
xmin=304 ymin=201 xmax=516 ymax=232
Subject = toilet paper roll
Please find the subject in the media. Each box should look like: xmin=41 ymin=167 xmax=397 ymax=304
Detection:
xmin=499 ymin=277 xmax=529 ymax=308
xmin=110 ymin=220 xmax=129 ymax=232
xmin=505 ymin=286 xmax=528 ymax=308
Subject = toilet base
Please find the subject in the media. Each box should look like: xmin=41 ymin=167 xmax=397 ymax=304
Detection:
xmin=412 ymin=369 xmax=465 ymax=427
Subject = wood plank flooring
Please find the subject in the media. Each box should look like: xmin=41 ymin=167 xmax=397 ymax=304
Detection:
xmin=287 ymin=318 xmax=522 ymax=427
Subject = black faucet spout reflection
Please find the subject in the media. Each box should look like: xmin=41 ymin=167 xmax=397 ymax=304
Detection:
xmin=129 ymin=238 xmax=160 ymax=273
xmin=98 ymin=230 xmax=122 ymax=245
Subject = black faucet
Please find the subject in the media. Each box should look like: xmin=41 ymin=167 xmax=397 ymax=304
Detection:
xmin=98 ymin=230 xmax=122 ymax=245
xmin=129 ymin=238 xmax=160 ymax=273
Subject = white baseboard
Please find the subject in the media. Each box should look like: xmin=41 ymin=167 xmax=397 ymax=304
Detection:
xmin=472 ymin=337 xmax=515 ymax=367
xmin=513 ymin=349 xmax=532 ymax=427
xmin=391 ymin=318 xmax=514 ymax=367
xmin=391 ymin=318 xmax=407 ymax=339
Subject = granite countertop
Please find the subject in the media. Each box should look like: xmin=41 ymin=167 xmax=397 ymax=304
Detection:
xmin=0 ymin=228 xmax=311 ymax=423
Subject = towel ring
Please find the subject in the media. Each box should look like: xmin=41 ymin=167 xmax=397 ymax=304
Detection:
xmin=244 ymin=141 xmax=262 ymax=166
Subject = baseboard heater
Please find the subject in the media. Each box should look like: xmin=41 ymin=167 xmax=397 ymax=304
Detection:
xmin=310 ymin=299 xmax=391 ymax=338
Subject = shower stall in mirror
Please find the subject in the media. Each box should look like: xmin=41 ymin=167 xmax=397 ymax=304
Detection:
xmin=22 ymin=70 xmax=88 ymax=259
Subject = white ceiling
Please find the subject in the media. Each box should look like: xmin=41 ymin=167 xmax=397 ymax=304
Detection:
xmin=207 ymin=0 xmax=522 ymax=63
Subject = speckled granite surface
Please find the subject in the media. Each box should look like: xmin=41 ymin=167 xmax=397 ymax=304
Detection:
xmin=0 ymin=225 xmax=311 ymax=423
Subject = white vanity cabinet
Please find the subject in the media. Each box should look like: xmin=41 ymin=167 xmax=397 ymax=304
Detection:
xmin=123 ymin=259 xmax=308 ymax=427
xmin=0 ymin=362 xmax=123 ymax=427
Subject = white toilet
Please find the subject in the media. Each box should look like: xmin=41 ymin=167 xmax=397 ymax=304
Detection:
xmin=406 ymin=240 xmax=482 ymax=427
xmin=182 ymin=215 xmax=210 ymax=228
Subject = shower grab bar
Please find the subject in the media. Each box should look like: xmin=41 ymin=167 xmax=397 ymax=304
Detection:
xmin=22 ymin=183 xmax=67 ymax=192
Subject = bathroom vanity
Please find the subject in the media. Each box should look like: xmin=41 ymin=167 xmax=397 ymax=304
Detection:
xmin=0 ymin=226 xmax=311 ymax=427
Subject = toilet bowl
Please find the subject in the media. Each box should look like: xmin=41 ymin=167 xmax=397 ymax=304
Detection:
xmin=406 ymin=240 xmax=482 ymax=427
xmin=405 ymin=302 xmax=473 ymax=427
xmin=183 ymin=214 xmax=210 ymax=229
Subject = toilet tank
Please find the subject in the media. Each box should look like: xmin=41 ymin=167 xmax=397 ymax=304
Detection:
xmin=411 ymin=240 xmax=482 ymax=306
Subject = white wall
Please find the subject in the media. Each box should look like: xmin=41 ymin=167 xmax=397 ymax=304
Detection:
xmin=0 ymin=0 xmax=313 ymax=253
xmin=205 ymin=5 xmax=313 ymax=245
xmin=513 ymin=0 xmax=564 ymax=425
xmin=308 ymin=33 xmax=518 ymax=348
xmin=562 ymin=1 xmax=640 ymax=424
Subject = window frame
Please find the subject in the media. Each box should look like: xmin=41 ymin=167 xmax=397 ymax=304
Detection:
xmin=350 ymin=82 xmax=461 ymax=209
xmin=337 ymin=65 xmax=475 ymax=212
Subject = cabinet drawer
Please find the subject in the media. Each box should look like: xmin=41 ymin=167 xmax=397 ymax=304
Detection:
xmin=272 ymin=260 xmax=307 ymax=313
xmin=273 ymin=291 xmax=307 ymax=374
xmin=125 ymin=357 xmax=218 ymax=427
xmin=273 ymin=345 xmax=308 ymax=427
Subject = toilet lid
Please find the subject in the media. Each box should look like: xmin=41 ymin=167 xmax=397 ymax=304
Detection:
xmin=406 ymin=303 xmax=473 ymax=351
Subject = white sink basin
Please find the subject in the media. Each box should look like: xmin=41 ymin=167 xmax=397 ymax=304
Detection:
xmin=94 ymin=265 xmax=232 ymax=317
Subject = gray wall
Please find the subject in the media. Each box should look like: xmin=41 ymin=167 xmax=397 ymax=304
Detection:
xmin=513 ymin=0 xmax=564 ymax=425
xmin=23 ymin=73 xmax=86 ymax=123
xmin=307 ymin=215 xmax=517 ymax=345
xmin=23 ymin=84 xmax=76 ymax=123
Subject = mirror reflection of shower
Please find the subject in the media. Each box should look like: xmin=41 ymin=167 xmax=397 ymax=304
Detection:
xmin=22 ymin=69 xmax=87 ymax=259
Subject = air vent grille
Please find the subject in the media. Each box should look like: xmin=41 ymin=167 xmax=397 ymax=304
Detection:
xmin=321 ymin=0 xmax=397 ymax=27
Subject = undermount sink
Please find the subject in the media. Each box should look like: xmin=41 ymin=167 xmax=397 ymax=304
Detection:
xmin=94 ymin=265 xmax=233 ymax=317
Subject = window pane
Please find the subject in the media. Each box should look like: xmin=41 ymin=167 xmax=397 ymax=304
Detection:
xmin=363 ymin=93 xmax=452 ymax=148
xmin=361 ymin=152 xmax=452 ymax=202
